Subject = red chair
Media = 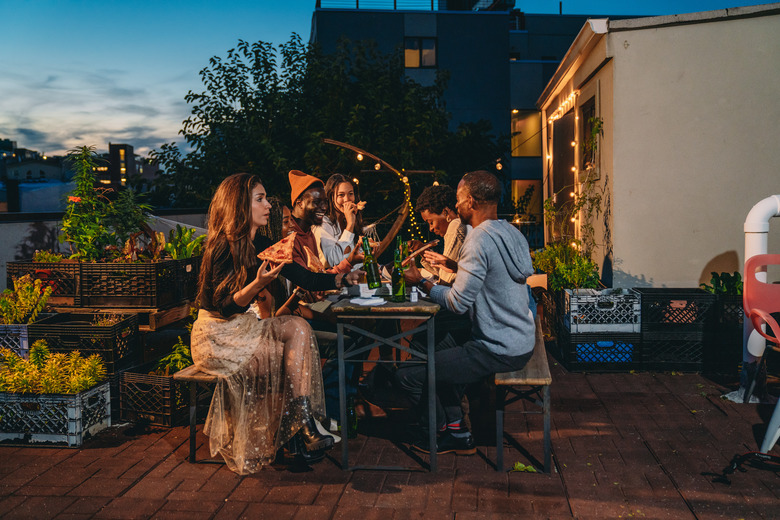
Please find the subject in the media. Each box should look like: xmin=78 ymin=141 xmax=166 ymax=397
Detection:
xmin=743 ymin=254 xmax=780 ymax=454
xmin=743 ymin=254 xmax=780 ymax=353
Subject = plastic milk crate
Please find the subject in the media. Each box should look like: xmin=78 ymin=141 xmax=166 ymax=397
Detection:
xmin=0 ymin=381 xmax=111 ymax=447
xmin=557 ymin=328 xmax=642 ymax=372
xmin=561 ymin=288 xmax=641 ymax=333
xmin=7 ymin=260 xmax=81 ymax=306
xmin=0 ymin=324 xmax=29 ymax=358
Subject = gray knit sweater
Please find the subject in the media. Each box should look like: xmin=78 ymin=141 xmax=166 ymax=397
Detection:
xmin=429 ymin=219 xmax=535 ymax=357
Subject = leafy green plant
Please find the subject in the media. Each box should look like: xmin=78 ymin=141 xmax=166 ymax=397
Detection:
xmin=60 ymin=146 xmax=116 ymax=261
xmin=533 ymin=241 xmax=600 ymax=291
xmin=164 ymin=225 xmax=206 ymax=259
xmin=0 ymin=340 xmax=107 ymax=394
xmin=154 ymin=337 xmax=193 ymax=376
xmin=700 ymin=271 xmax=742 ymax=296
xmin=32 ymin=250 xmax=64 ymax=263
xmin=543 ymin=116 xmax=604 ymax=256
xmin=0 ymin=275 xmax=53 ymax=325
xmin=60 ymin=145 xmax=152 ymax=262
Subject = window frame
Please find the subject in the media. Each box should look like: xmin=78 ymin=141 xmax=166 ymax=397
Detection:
xmin=404 ymin=37 xmax=437 ymax=69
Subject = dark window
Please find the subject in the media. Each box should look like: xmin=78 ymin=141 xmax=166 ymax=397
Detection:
xmin=405 ymin=37 xmax=436 ymax=68
xmin=511 ymin=110 xmax=542 ymax=157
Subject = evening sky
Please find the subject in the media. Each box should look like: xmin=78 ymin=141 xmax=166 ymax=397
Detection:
xmin=0 ymin=0 xmax=766 ymax=156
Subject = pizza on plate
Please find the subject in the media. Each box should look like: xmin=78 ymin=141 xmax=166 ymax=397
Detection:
xmin=257 ymin=232 xmax=296 ymax=264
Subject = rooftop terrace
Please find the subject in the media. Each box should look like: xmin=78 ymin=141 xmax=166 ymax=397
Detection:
xmin=1 ymin=363 xmax=778 ymax=519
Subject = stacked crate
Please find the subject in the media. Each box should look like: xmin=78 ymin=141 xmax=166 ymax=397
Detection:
xmin=556 ymin=288 xmax=642 ymax=371
xmin=634 ymin=288 xmax=715 ymax=371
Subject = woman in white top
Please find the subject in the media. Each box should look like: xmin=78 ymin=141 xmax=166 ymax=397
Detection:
xmin=415 ymin=184 xmax=468 ymax=286
xmin=315 ymin=174 xmax=365 ymax=268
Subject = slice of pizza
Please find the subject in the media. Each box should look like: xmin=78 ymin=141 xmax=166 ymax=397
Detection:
xmin=356 ymin=200 xmax=367 ymax=210
xmin=303 ymin=245 xmax=325 ymax=273
xmin=257 ymin=232 xmax=296 ymax=264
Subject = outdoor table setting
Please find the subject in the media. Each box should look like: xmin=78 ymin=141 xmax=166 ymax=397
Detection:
xmin=327 ymin=285 xmax=441 ymax=471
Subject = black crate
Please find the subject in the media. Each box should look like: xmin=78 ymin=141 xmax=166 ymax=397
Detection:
xmin=120 ymin=362 xmax=211 ymax=427
xmin=79 ymin=261 xmax=179 ymax=308
xmin=28 ymin=313 xmax=140 ymax=375
xmin=176 ymin=256 xmax=202 ymax=303
xmin=704 ymin=294 xmax=743 ymax=376
xmin=634 ymin=288 xmax=715 ymax=334
xmin=643 ymin=331 xmax=705 ymax=372
xmin=556 ymin=329 xmax=642 ymax=372
xmin=6 ymin=261 xmax=80 ymax=306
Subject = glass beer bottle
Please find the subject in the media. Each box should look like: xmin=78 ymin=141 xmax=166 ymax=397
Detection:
xmin=391 ymin=242 xmax=406 ymax=302
xmin=361 ymin=236 xmax=382 ymax=289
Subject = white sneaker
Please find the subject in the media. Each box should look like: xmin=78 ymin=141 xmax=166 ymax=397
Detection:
xmin=315 ymin=419 xmax=341 ymax=444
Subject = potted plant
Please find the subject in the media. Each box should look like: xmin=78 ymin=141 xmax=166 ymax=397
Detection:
xmin=0 ymin=274 xmax=53 ymax=358
xmin=0 ymin=340 xmax=111 ymax=447
xmin=165 ymin=224 xmax=206 ymax=302
xmin=532 ymin=241 xmax=641 ymax=371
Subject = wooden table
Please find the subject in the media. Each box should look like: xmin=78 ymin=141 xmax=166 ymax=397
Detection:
xmin=331 ymin=296 xmax=440 ymax=471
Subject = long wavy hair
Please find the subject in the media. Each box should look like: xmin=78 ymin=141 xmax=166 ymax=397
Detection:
xmin=198 ymin=173 xmax=262 ymax=307
xmin=324 ymin=173 xmax=363 ymax=244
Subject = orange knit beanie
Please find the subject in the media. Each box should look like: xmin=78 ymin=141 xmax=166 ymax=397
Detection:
xmin=289 ymin=170 xmax=323 ymax=206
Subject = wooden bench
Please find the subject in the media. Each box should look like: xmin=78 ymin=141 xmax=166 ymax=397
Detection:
xmin=173 ymin=365 xmax=219 ymax=463
xmin=493 ymin=316 xmax=552 ymax=473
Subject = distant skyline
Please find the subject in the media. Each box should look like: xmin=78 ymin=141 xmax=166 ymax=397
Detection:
xmin=0 ymin=0 xmax=769 ymax=157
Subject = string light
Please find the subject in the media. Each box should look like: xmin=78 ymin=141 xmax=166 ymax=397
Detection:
xmin=352 ymin=178 xmax=359 ymax=185
xmin=570 ymin=141 xmax=576 ymax=147
xmin=356 ymin=153 xmax=363 ymax=161
xmin=569 ymin=192 xmax=575 ymax=197
xmin=547 ymin=90 xmax=580 ymax=124
xmin=432 ymin=180 xmax=439 ymax=186
xmin=374 ymin=162 xmax=381 ymax=171
xmin=571 ymin=166 xmax=576 ymax=172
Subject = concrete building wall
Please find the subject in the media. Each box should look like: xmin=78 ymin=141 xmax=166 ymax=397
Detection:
xmin=539 ymin=6 xmax=780 ymax=288
xmin=609 ymin=10 xmax=780 ymax=287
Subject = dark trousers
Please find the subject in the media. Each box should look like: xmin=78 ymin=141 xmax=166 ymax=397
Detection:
xmin=310 ymin=321 xmax=358 ymax=421
xmin=395 ymin=334 xmax=532 ymax=430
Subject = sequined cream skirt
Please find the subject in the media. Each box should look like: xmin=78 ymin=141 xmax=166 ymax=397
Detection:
xmin=191 ymin=310 xmax=325 ymax=474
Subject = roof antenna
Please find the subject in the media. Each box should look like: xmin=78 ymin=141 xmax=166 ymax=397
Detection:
xmin=559 ymin=1 xmax=562 ymax=14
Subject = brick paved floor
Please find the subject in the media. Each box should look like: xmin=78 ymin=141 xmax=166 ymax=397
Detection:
xmin=2 ymin=358 xmax=779 ymax=519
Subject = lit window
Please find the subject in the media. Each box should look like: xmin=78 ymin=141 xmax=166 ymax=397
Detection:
xmin=511 ymin=110 xmax=542 ymax=157
xmin=119 ymin=149 xmax=125 ymax=159
xmin=405 ymin=38 xmax=436 ymax=68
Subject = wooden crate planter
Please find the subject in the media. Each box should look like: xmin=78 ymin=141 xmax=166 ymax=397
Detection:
xmin=0 ymin=381 xmax=111 ymax=447
xmin=79 ymin=260 xmax=179 ymax=308
xmin=0 ymin=324 xmax=29 ymax=358
xmin=6 ymin=260 xmax=80 ymax=306
xmin=28 ymin=313 xmax=140 ymax=375
xmin=561 ymin=288 xmax=641 ymax=333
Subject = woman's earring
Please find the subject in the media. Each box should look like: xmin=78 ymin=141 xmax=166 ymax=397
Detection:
xmin=446 ymin=215 xmax=452 ymax=223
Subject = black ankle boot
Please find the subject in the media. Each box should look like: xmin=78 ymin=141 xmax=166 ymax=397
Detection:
xmin=299 ymin=416 xmax=334 ymax=452
xmin=294 ymin=396 xmax=334 ymax=453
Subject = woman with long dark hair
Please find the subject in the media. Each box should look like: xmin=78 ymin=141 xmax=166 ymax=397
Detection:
xmin=315 ymin=173 xmax=365 ymax=268
xmin=192 ymin=173 xmax=359 ymax=474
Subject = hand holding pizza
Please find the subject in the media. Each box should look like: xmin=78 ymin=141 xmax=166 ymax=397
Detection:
xmin=255 ymin=260 xmax=284 ymax=288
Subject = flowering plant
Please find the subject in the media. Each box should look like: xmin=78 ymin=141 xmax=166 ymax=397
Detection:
xmin=60 ymin=146 xmax=150 ymax=262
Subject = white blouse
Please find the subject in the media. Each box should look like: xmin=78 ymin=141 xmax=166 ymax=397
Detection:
xmin=313 ymin=216 xmax=357 ymax=269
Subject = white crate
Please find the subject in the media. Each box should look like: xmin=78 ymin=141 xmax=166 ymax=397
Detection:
xmin=562 ymin=288 xmax=641 ymax=333
xmin=0 ymin=381 xmax=111 ymax=447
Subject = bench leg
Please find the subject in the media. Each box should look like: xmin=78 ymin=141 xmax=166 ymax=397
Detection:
xmin=543 ymin=384 xmax=551 ymax=474
xmin=188 ymin=381 xmax=197 ymax=463
xmin=495 ymin=385 xmax=506 ymax=472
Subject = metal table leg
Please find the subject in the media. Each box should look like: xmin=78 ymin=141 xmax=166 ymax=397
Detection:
xmin=427 ymin=316 xmax=437 ymax=472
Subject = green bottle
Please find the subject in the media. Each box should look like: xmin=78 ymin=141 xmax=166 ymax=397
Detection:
xmin=361 ymin=236 xmax=382 ymax=290
xmin=391 ymin=242 xmax=406 ymax=302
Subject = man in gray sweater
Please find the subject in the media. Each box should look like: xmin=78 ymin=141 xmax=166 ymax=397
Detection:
xmin=399 ymin=170 xmax=535 ymax=454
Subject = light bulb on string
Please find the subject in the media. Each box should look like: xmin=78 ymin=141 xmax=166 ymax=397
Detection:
xmin=374 ymin=163 xmax=381 ymax=171
xmin=353 ymin=178 xmax=359 ymax=185
xmin=356 ymin=153 xmax=363 ymax=161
